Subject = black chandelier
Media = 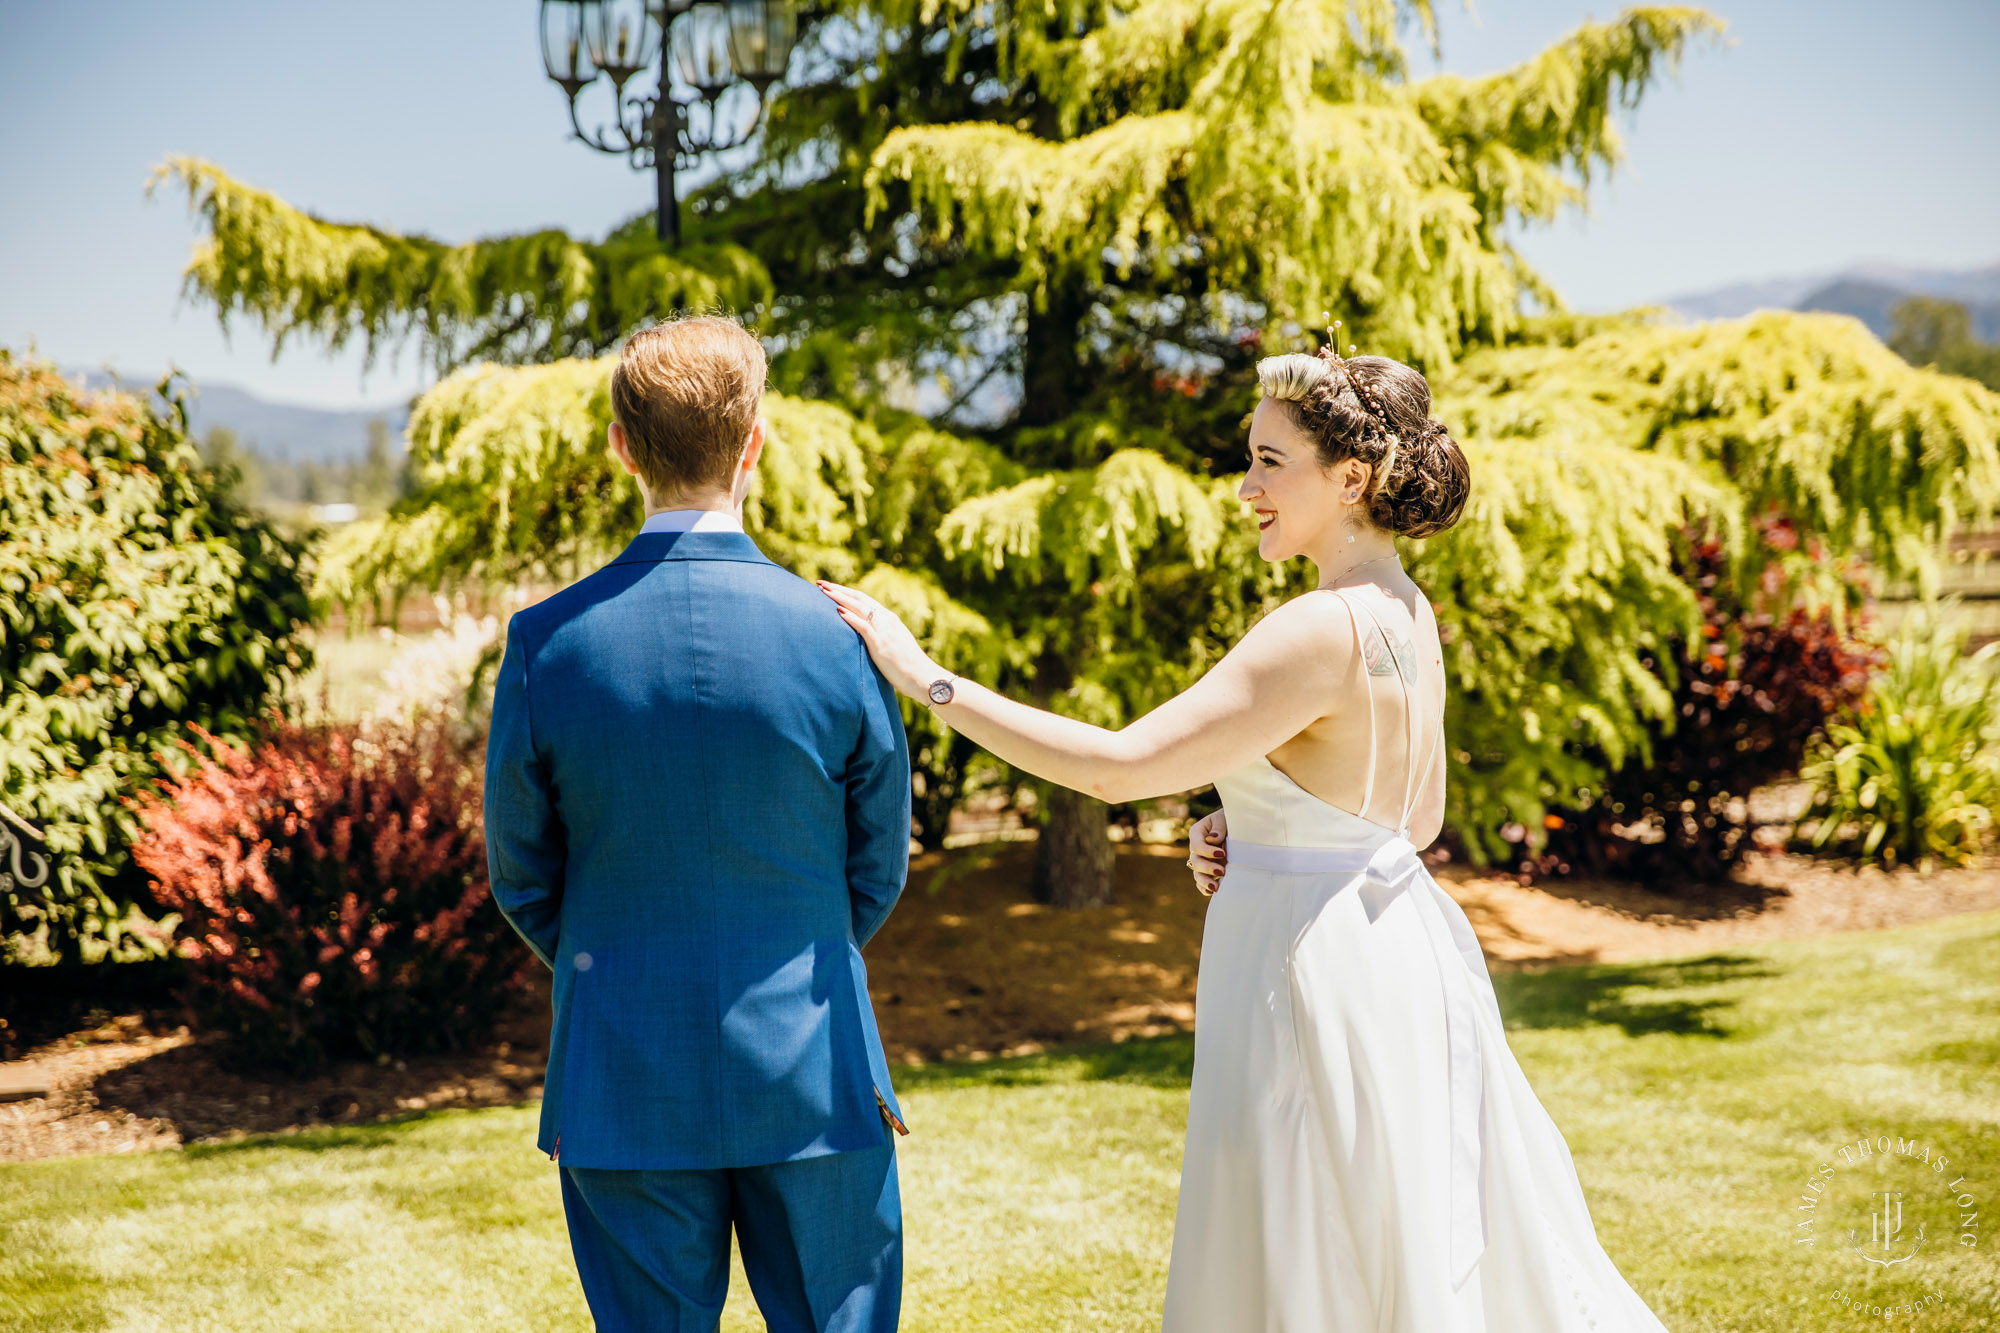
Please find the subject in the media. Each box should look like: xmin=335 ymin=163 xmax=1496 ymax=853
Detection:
xmin=540 ymin=0 xmax=799 ymax=247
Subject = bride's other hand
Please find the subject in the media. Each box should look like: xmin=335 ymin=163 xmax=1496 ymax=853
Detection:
xmin=1188 ymin=809 xmax=1228 ymax=896
xmin=816 ymin=580 xmax=942 ymax=700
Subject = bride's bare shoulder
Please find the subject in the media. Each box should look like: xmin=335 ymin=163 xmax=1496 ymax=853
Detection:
xmin=1252 ymin=582 xmax=1442 ymax=680
xmin=1236 ymin=589 xmax=1366 ymax=664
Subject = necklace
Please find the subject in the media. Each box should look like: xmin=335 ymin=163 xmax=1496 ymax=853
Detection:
xmin=1319 ymin=552 xmax=1402 ymax=591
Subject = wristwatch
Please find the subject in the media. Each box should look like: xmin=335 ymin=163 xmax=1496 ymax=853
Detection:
xmin=927 ymin=676 xmax=956 ymax=707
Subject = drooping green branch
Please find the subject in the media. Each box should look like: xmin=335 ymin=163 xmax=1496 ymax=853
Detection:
xmin=865 ymin=3 xmax=1721 ymax=365
xmin=1413 ymin=8 xmax=1726 ymax=228
xmin=939 ymin=447 xmax=1229 ymax=593
xmin=153 ymin=158 xmax=773 ymax=374
xmin=313 ymin=355 xmax=990 ymax=620
xmin=1449 ymin=312 xmax=2000 ymax=590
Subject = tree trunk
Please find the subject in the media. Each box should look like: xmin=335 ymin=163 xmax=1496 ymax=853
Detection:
xmin=1017 ymin=279 xmax=1108 ymax=905
xmin=1019 ymin=279 xmax=1088 ymax=434
xmin=1032 ymin=784 xmax=1117 ymax=909
xmin=913 ymin=731 xmax=976 ymax=853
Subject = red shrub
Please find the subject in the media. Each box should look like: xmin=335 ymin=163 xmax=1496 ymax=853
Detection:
xmin=131 ymin=715 xmax=535 ymax=1072
xmin=1531 ymin=524 xmax=1880 ymax=887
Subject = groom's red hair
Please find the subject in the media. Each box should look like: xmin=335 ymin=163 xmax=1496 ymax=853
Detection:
xmin=611 ymin=315 xmax=767 ymax=499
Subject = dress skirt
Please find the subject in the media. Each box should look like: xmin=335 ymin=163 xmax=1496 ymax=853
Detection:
xmin=1160 ymin=848 xmax=1675 ymax=1333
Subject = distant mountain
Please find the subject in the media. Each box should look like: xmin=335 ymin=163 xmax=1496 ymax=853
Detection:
xmin=1659 ymin=275 xmax=1831 ymax=322
xmin=1840 ymin=260 xmax=2000 ymax=306
xmin=1663 ymin=261 xmax=2000 ymax=341
xmin=60 ymin=367 xmax=412 ymax=464
xmin=1797 ymin=277 xmax=2000 ymax=344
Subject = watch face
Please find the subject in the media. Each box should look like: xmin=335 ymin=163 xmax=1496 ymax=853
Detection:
xmin=929 ymin=679 xmax=954 ymax=705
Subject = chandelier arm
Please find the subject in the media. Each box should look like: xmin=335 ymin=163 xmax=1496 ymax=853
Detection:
xmin=565 ymin=88 xmax=644 ymax=156
xmin=697 ymin=112 xmax=759 ymax=155
xmin=661 ymin=90 xmax=722 ymax=167
xmin=678 ymin=89 xmax=766 ymax=157
xmin=620 ymin=88 xmax=654 ymax=155
xmin=551 ymin=31 xmax=785 ymax=181
xmin=654 ymin=94 xmax=688 ymax=169
xmin=625 ymin=90 xmax=660 ymax=169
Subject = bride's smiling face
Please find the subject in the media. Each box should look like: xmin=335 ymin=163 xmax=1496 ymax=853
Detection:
xmin=1240 ymin=397 xmax=1355 ymax=562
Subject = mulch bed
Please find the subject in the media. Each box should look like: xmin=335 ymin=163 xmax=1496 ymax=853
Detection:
xmin=6 ymin=842 xmax=2000 ymax=1166
xmin=0 ymin=1002 xmax=554 ymax=1166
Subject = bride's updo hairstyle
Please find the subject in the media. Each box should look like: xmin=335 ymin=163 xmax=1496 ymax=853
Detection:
xmin=1255 ymin=346 xmax=1471 ymax=539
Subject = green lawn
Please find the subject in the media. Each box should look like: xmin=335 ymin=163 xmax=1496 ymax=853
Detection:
xmin=6 ymin=911 xmax=1999 ymax=1332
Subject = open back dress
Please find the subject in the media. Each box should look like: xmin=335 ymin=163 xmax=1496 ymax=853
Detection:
xmin=1160 ymin=586 xmax=1674 ymax=1332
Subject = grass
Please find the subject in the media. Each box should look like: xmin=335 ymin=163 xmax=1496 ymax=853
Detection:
xmin=5 ymin=911 xmax=1999 ymax=1332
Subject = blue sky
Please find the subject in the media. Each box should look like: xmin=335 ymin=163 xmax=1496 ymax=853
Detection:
xmin=1 ymin=0 xmax=1995 ymax=409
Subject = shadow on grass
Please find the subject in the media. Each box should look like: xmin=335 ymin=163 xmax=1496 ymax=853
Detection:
xmin=180 ymin=1037 xmax=1204 ymax=1154
xmin=1493 ymin=952 xmax=1780 ymax=1038
xmin=114 ymin=955 xmax=1789 ymax=1162
xmin=890 ymin=952 xmax=1781 ymax=1093
xmin=894 ymin=1033 xmax=1197 ymax=1093
xmin=180 ymin=1105 xmax=500 ymax=1159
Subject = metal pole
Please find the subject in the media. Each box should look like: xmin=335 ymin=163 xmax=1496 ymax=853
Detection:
xmin=654 ymin=38 xmax=679 ymax=246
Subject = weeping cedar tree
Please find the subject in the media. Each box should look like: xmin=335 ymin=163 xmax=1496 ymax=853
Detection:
xmin=162 ymin=2 xmax=2000 ymax=906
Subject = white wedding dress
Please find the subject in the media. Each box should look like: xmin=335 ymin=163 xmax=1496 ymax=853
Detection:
xmin=1162 ymin=589 xmax=1672 ymax=1332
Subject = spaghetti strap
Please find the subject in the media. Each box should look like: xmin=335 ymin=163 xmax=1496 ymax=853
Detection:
xmin=1343 ymin=592 xmax=1427 ymax=839
xmin=1326 ymin=589 xmax=1380 ymax=823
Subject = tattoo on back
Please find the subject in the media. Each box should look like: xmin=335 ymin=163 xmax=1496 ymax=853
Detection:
xmin=1362 ymin=627 xmax=1417 ymax=681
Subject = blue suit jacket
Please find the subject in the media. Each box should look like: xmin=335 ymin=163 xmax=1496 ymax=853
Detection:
xmin=483 ymin=529 xmax=912 ymax=1169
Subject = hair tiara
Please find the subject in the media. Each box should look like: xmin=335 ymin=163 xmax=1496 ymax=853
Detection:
xmin=1321 ymin=312 xmax=1396 ymax=439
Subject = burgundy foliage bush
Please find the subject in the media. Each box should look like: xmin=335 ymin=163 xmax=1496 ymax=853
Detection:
xmin=131 ymin=715 xmax=535 ymax=1072
xmin=1528 ymin=523 xmax=1880 ymax=887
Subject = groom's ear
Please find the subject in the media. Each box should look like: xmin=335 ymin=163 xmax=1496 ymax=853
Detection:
xmin=608 ymin=420 xmax=641 ymax=478
xmin=740 ymin=418 xmax=766 ymax=472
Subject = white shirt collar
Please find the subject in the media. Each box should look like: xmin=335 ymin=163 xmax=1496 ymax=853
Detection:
xmin=639 ymin=508 xmax=745 ymax=536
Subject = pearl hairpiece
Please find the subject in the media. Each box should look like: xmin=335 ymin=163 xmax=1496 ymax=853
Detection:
xmin=1322 ymin=311 xmax=1388 ymax=426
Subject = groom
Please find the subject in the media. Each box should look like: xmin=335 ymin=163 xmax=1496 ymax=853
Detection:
xmin=483 ymin=315 xmax=913 ymax=1332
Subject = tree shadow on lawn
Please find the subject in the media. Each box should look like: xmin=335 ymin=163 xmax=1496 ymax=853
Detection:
xmin=177 ymin=1105 xmax=474 ymax=1158
xmin=175 ymin=1041 xmax=1207 ymax=1157
xmin=892 ymin=952 xmax=1778 ymax=1092
xmin=1492 ymin=952 xmax=1780 ymax=1038
xmin=1497 ymin=872 xmax=1795 ymax=925
xmin=60 ymin=952 xmax=1779 ymax=1165
xmin=894 ymin=1031 xmax=1201 ymax=1093
xmin=3 ymin=994 xmax=554 ymax=1164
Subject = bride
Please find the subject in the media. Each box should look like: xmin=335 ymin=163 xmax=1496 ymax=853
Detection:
xmin=817 ymin=342 xmax=1673 ymax=1331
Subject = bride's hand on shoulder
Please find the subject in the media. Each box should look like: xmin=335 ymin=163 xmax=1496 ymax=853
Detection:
xmin=816 ymin=580 xmax=942 ymax=700
xmin=1188 ymin=809 xmax=1227 ymax=897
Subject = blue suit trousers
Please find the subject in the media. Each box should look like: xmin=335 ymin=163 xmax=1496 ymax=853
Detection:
xmin=559 ymin=1144 xmax=902 ymax=1332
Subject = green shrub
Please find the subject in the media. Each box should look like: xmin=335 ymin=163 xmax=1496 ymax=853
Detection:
xmin=1799 ymin=609 xmax=2000 ymax=868
xmin=0 ymin=352 xmax=315 ymax=962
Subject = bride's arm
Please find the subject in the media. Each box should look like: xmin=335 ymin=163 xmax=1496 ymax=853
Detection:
xmin=817 ymin=580 xmax=1350 ymax=805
